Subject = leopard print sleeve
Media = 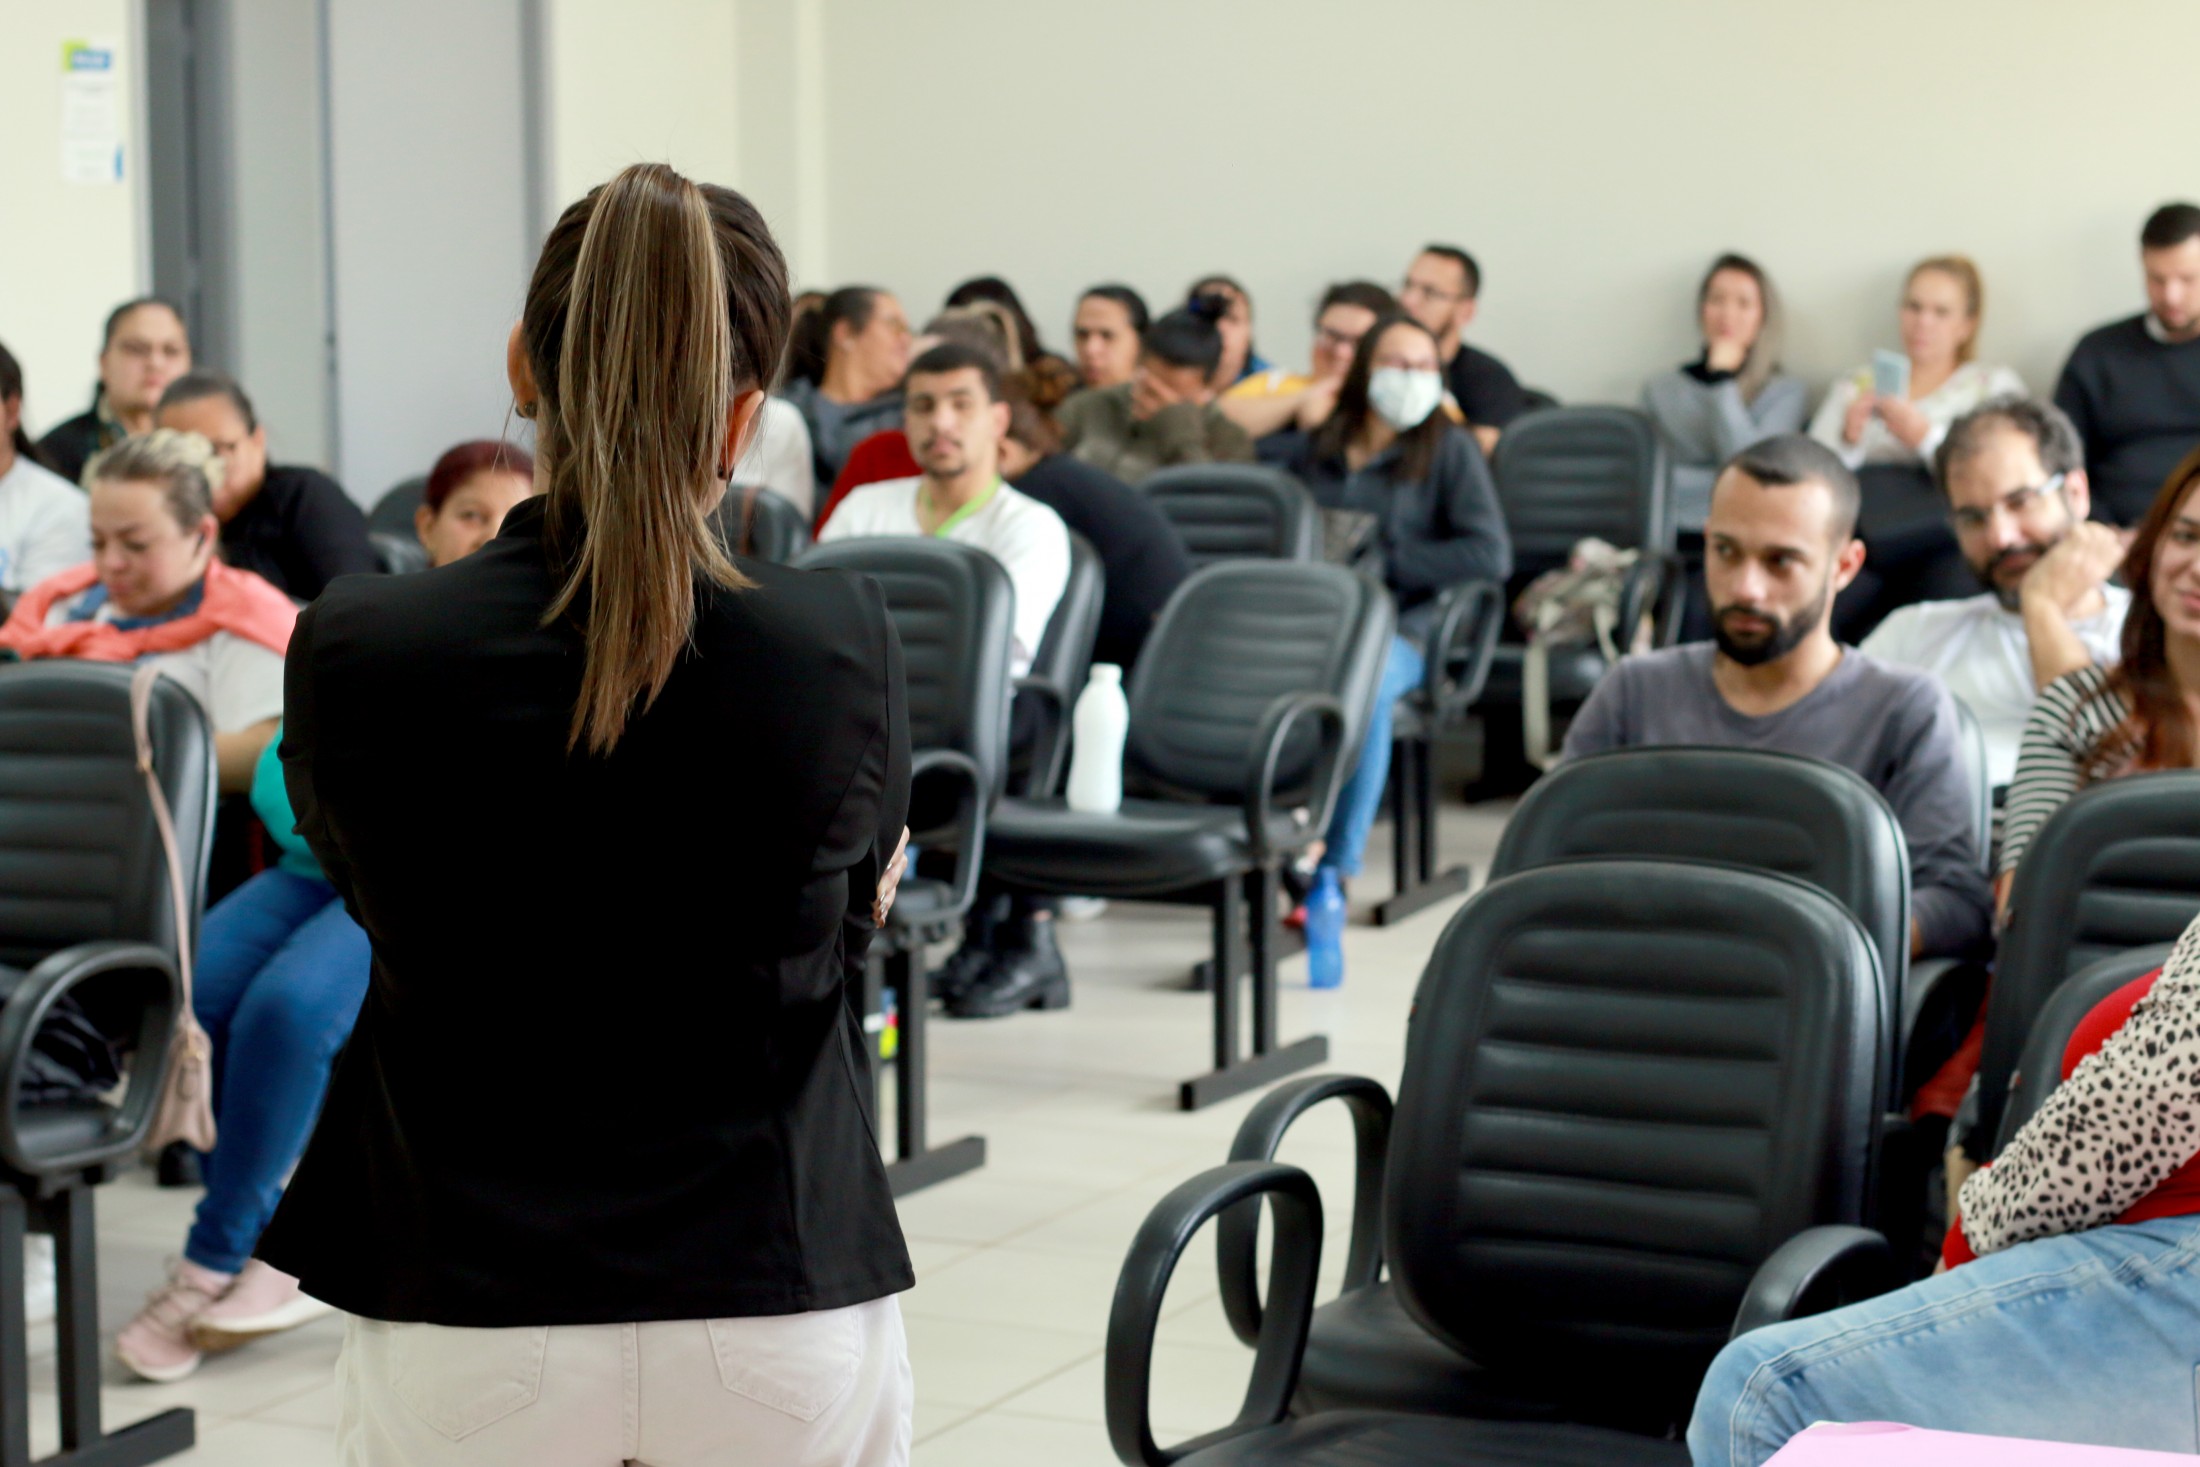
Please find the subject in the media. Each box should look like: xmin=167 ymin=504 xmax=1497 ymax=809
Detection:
xmin=1959 ymin=915 xmax=2200 ymax=1256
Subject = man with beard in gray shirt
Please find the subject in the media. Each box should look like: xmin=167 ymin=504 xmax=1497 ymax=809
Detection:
xmin=1562 ymin=434 xmax=1991 ymax=961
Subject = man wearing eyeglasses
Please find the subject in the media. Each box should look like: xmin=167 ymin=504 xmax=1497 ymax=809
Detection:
xmin=1398 ymin=244 xmax=1527 ymax=455
xmin=1860 ymin=396 xmax=2130 ymax=787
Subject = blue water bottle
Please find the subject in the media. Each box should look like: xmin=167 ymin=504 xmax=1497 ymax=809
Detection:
xmin=1305 ymin=867 xmax=1345 ymax=989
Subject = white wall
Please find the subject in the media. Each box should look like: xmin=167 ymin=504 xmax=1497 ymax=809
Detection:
xmin=1 ymin=0 xmax=145 ymax=438
xmin=815 ymin=0 xmax=2200 ymax=404
xmin=545 ymin=0 xmax=740 ymax=221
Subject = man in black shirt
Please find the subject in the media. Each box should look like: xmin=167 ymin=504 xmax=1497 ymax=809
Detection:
xmin=2053 ymin=202 xmax=2200 ymax=525
xmin=157 ymin=371 xmax=377 ymax=600
xmin=1400 ymin=243 xmax=1528 ymax=454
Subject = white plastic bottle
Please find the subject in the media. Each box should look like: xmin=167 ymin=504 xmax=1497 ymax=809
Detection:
xmin=1065 ymin=664 xmax=1129 ymax=813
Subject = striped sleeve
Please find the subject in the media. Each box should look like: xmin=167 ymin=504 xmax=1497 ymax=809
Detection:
xmin=1997 ymin=664 xmax=2127 ymax=881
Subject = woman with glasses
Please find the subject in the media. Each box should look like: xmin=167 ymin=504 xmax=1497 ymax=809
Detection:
xmin=1221 ymin=281 xmax=1396 ymax=444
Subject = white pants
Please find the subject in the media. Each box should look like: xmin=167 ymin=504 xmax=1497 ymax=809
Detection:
xmin=336 ymin=1297 xmax=911 ymax=1466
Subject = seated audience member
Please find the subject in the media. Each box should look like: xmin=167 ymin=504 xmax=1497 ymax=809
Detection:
xmin=1809 ymin=256 xmax=2024 ymax=471
xmin=1221 ymin=281 xmax=1396 ymax=443
xmin=821 ymin=343 xmax=1069 ymax=679
xmin=1272 ymin=313 xmax=1512 ymax=890
xmin=414 ymin=439 xmax=538 ymax=568
xmin=821 ymin=344 xmax=1071 ymax=1019
xmin=1999 ymin=449 xmax=2200 ymax=908
xmin=945 ymin=274 xmax=1053 ymax=368
xmin=110 ymin=449 xmax=533 ymax=1382
xmin=1563 ymin=435 xmax=1992 ymax=961
xmin=155 ymin=371 xmax=376 ymax=601
xmin=0 ymin=340 xmax=92 ymax=598
xmin=1689 ymin=913 xmax=2200 ymax=1464
xmin=781 ymin=285 xmax=913 ymax=493
xmin=1400 ymin=243 xmax=1527 ymax=454
xmin=783 ymin=288 xmax=830 ymax=387
xmin=1071 ymin=284 xmax=1149 ymax=391
xmin=2054 ymin=202 xmax=2200 ymax=525
xmin=815 ymin=303 xmax=1031 ymax=528
xmin=1863 ymin=398 xmax=2131 ymax=788
xmin=37 ymin=298 xmax=193 ymax=486
xmin=1001 ymin=355 xmax=1193 ymax=670
xmin=0 ymin=431 xmax=289 ymax=793
xmin=1057 ymin=296 xmax=1255 ymax=483
xmin=1642 ymin=253 xmax=1810 ymax=532
xmin=1188 ymin=274 xmax=1270 ymax=386
xmin=727 ymin=397 xmax=818 ymax=517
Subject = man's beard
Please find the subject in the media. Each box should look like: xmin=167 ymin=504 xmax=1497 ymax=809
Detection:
xmin=1712 ymin=581 xmax=1830 ymax=667
xmin=1976 ymin=525 xmax=2066 ymax=611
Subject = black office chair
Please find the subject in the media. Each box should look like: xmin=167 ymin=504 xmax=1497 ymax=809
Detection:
xmin=1480 ymin=407 xmax=1677 ymax=767
xmin=1964 ymin=773 xmax=2200 ymax=1158
xmin=1950 ymin=694 xmax=1992 ymax=870
xmin=715 ymin=484 xmax=812 ymax=565
xmin=366 ymin=475 xmax=427 ymax=538
xmin=1009 ymin=532 xmax=1105 ymax=798
xmin=1109 ymin=861 xmax=1891 ymax=1463
xmin=0 ymin=664 xmax=215 ymax=1467
xmin=983 ymin=561 xmax=1393 ymax=1109
xmin=1372 ymin=578 xmax=1504 ymax=925
xmin=795 ymin=539 xmax=1014 ymax=1194
xmin=1995 ymin=943 xmax=2177 ymax=1154
xmin=1136 ymin=466 xmax=1319 ymax=569
xmin=368 ymin=531 xmax=428 ymax=575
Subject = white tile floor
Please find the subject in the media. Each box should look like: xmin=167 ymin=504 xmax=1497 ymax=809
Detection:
xmin=24 ymin=800 xmax=1513 ymax=1465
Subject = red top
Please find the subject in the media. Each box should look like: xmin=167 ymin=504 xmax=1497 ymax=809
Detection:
xmin=814 ymin=430 xmax=919 ymax=532
xmin=1942 ymin=969 xmax=2200 ymax=1268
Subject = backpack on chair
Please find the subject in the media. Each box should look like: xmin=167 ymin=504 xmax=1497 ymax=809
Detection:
xmin=1514 ymin=537 xmax=1651 ymax=770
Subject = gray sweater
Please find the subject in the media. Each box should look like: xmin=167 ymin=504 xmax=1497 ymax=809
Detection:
xmin=1641 ymin=368 xmax=1810 ymax=530
xmin=781 ymin=378 xmax=905 ymax=498
xmin=1057 ymin=383 xmax=1253 ymax=486
xmin=1561 ymin=643 xmax=1991 ymax=960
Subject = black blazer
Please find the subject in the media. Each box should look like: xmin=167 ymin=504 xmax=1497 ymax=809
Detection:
xmin=257 ymin=497 xmax=913 ymax=1326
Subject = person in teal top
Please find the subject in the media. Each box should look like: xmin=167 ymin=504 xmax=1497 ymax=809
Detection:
xmin=116 ymin=721 xmax=373 ymax=1381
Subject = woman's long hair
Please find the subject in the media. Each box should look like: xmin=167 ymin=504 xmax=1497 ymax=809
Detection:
xmin=2088 ymin=448 xmax=2200 ymax=777
xmin=520 ymin=163 xmax=791 ymax=754
xmin=1698 ymin=253 xmax=1783 ymax=405
xmin=1313 ymin=312 xmax=1449 ymax=485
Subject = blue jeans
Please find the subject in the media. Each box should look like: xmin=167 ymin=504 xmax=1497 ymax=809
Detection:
xmin=1688 ymin=1215 xmax=2200 ymax=1464
xmin=1319 ymin=636 xmax=1425 ymax=879
xmin=185 ymin=869 xmax=372 ymax=1274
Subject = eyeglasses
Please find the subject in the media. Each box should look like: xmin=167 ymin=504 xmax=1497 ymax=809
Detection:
xmin=1399 ymin=279 xmax=1463 ymax=306
xmin=1948 ymin=474 xmax=2064 ymax=534
xmin=1314 ymin=327 xmax=1364 ymax=352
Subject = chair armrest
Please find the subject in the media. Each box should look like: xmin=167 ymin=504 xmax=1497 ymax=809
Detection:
xmin=1217 ymin=1074 xmax=1393 ymax=1346
xmin=1241 ymin=692 xmax=1347 ymax=866
xmin=1420 ymin=579 xmax=1504 ymax=720
xmin=1729 ymin=1225 xmax=1897 ymax=1341
xmin=0 ymin=941 xmax=181 ymax=1177
xmin=1107 ymin=1161 xmax=1324 ymax=1467
xmin=902 ymin=749 xmax=987 ymax=929
xmin=1011 ymin=676 xmax=1072 ymax=798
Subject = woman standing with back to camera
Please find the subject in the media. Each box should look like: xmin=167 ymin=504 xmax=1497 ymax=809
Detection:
xmin=256 ymin=164 xmax=915 ymax=1465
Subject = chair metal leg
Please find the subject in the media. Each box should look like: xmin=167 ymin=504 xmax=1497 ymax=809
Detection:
xmin=1180 ymin=874 xmax=1329 ymax=1111
xmin=1248 ymin=866 xmax=1279 ymax=1056
xmin=1 ymin=1192 xmax=28 ymax=1467
xmin=1374 ymin=732 xmax=1474 ymax=927
xmin=882 ymin=945 xmax=985 ymax=1198
xmin=1389 ymin=733 xmax=1415 ymax=896
xmin=55 ymin=1187 xmax=100 ymax=1452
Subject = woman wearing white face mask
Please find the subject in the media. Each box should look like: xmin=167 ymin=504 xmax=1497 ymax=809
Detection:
xmin=1275 ymin=314 xmax=1512 ymax=897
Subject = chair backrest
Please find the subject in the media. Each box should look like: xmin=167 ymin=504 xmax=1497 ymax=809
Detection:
xmin=1488 ymin=406 xmax=1670 ymax=589
xmin=1124 ymin=560 xmax=1392 ymax=805
xmin=1385 ymin=859 xmax=1882 ymax=1419
xmin=1135 ymin=465 xmax=1318 ymax=569
xmin=1948 ymin=693 xmax=1992 ymax=868
xmin=0 ymin=663 xmax=216 ymax=968
xmin=369 ymin=531 xmax=428 ymax=575
xmin=368 ymin=475 xmax=427 ymax=537
xmin=795 ymin=538 xmax=1015 ymax=814
xmin=1489 ymin=748 xmax=1910 ymax=1068
xmin=1974 ymin=772 xmax=2200 ymax=1147
xmin=716 ymin=485 xmax=812 ymax=566
xmin=1995 ymin=943 xmax=2177 ymax=1154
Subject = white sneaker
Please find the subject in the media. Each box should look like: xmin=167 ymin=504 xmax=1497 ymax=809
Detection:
xmin=1056 ymin=896 xmax=1109 ymax=922
xmin=23 ymin=1234 xmax=54 ymax=1326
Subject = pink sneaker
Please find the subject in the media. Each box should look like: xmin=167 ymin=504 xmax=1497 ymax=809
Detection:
xmin=114 ymin=1259 xmax=231 ymax=1383
xmin=188 ymin=1259 xmax=332 ymax=1353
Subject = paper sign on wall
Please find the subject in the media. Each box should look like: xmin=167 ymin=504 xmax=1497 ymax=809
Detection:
xmin=60 ymin=38 xmax=123 ymax=185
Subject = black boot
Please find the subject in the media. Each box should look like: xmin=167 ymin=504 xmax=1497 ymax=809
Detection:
xmin=949 ymin=916 xmax=1069 ymax=1018
xmin=933 ymin=895 xmax=1008 ymax=1006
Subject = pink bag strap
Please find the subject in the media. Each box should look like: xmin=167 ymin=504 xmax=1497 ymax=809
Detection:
xmin=129 ymin=663 xmax=196 ymax=1008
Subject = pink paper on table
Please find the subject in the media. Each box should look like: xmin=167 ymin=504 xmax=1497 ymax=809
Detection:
xmin=1766 ymin=1421 xmax=2193 ymax=1465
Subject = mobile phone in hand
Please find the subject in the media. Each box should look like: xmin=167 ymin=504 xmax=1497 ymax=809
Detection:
xmin=1871 ymin=348 xmax=1911 ymax=400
